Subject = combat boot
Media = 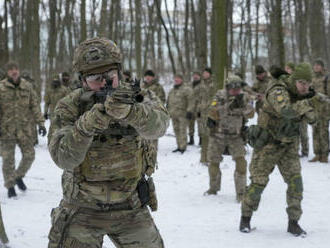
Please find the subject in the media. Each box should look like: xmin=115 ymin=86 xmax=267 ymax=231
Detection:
xmin=172 ymin=148 xmax=180 ymax=153
xmin=319 ymin=155 xmax=328 ymax=163
xmin=203 ymin=189 xmax=217 ymax=195
xmin=16 ymin=178 xmax=27 ymax=191
xmin=239 ymin=216 xmax=251 ymax=233
xmin=287 ymin=220 xmax=307 ymax=237
xmin=8 ymin=187 xmax=17 ymax=198
xmin=308 ymin=155 xmax=320 ymax=162
xmin=188 ymin=135 xmax=194 ymax=145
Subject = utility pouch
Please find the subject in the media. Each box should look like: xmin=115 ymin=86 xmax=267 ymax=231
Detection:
xmin=147 ymin=177 xmax=158 ymax=212
xmin=137 ymin=177 xmax=150 ymax=207
xmin=48 ymin=203 xmax=79 ymax=248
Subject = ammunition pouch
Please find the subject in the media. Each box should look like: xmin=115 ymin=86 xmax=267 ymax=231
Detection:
xmin=247 ymin=125 xmax=270 ymax=149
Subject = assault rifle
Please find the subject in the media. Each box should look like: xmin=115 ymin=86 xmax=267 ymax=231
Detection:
xmin=95 ymin=76 xmax=144 ymax=104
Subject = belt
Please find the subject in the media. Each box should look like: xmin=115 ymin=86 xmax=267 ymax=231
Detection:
xmin=63 ymin=200 xmax=133 ymax=212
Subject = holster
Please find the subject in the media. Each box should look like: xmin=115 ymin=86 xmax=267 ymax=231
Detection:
xmin=137 ymin=177 xmax=150 ymax=207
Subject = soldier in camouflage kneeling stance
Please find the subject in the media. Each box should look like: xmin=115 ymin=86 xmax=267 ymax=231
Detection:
xmin=240 ymin=63 xmax=324 ymax=237
xmin=205 ymin=76 xmax=254 ymax=201
xmin=47 ymin=37 xmax=169 ymax=248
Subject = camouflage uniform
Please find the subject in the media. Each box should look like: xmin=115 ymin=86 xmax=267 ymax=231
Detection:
xmin=241 ymin=64 xmax=318 ymax=229
xmin=167 ymin=83 xmax=194 ymax=151
xmin=310 ymin=71 xmax=330 ymax=161
xmin=21 ymin=72 xmax=40 ymax=145
xmin=44 ymin=83 xmax=70 ymax=142
xmin=0 ymin=77 xmax=45 ymax=189
xmin=188 ymin=79 xmax=203 ymax=140
xmin=251 ymin=75 xmax=271 ymax=114
xmin=206 ymin=77 xmax=254 ymax=200
xmin=199 ymin=77 xmax=216 ymax=163
xmin=141 ymin=77 xmax=166 ymax=163
xmin=48 ymin=37 xmax=169 ymax=248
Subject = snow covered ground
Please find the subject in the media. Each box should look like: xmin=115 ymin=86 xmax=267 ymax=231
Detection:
xmin=0 ymin=120 xmax=330 ymax=247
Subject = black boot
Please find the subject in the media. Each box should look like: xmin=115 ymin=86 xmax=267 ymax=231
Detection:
xmin=239 ymin=216 xmax=251 ymax=233
xmin=287 ymin=220 xmax=307 ymax=236
xmin=172 ymin=148 xmax=180 ymax=153
xmin=188 ymin=136 xmax=194 ymax=145
xmin=179 ymin=149 xmax=186 ymax=154
xmin=16 ymin=177 xmax=27 ymax=191
xmin=199 ymin=136 xmax=202 ymax=146
xmin=8 ymin=187 xmax=17 ymax=198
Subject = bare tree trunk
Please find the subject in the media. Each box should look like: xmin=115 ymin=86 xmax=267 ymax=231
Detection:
xmin=254 ymin=0 xmax=260 ymax=64
xmin=212 ymin=0 xmax=227 ymax=90
xmin=98 ymin=0 xmax=107 ymax=37
xmin=80 ymin=0 xmax=87 ymax=42
xmin=128 ymin=0 xmax=134 ymax=71
xmin=9 ymin=0 xmax=20 ymax=61
xmin=135 ymin=0 xmax=142 ymax=77
xmin=308 ymin=0 xmax=328 ymax=61
xmin=155 ymin=0 xmax=176 ymax=75
xmin=268 ymin=0 xmax=285 ymax=68
xmin=198 ymin=0 xmax=208 ymax=69
xmin=31 ymin=0 xmax=41 ymax=97
xmin=184 ymin=0 xmax=192 ymax=75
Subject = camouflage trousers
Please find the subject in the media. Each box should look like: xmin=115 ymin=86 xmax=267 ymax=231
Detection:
xmin=300 ymin=121 xmax=309 ymax=155
xmin=0 ymin=205 xmax=9 ymax=244
xmin=48 ymin=202 xmax=164 ymax=248
xmin=241 ymin=141 xmax=303 ymax=221
xmin=172 ymin=117 xmax=188 ymax=150
xmin=1 ymin=139 xmax=35 ymax=189
xmin=188 ymin=116 xmax=203 ymax=137
xmin=207 ymin=135 xmax=247 ymax=196
xmin=200 ymin=115 xmax=210 ymax=163
xmin=312 ymin=119 xmax=329 ymax=157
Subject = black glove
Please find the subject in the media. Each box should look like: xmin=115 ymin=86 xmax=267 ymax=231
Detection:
xmin=197 ymin=112 xmax=201 ymax=118
xmin=207 ymin=118 xmax=217 ymax=129
xmin=305 ymin=87 xmax=316 ymax=99
xmin=38 ymin=126 xmax=47 ymax=137
xmin=186 ymin=112 xmax=193 ymax=120
xmin=44 ymin=113 xmax=48 ymax=120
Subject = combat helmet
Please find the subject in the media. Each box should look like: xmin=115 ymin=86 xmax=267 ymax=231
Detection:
xmin=225 ymin=75 xmax=243 ymax=90
xmin=73 ymin=37 xmax=122 ymax=76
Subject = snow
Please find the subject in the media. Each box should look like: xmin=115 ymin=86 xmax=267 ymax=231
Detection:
xmin=0 ymin=120 xmax=329 ymax=248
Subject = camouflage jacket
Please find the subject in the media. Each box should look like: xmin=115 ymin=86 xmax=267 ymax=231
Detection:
xmin=0 ymin=78 xmax=44 ymax=140
xmin=251 ymin=76 xmax=271 ymax=95
xmin=312 ymin=72 xmax=330 ymax=95
xmin=208 ymin=90 xmax=254 ymax=138
xmin=167 ymin=83 xmax=194 ymax=118
xmin=49 ymin=86 xmax=169 ymax=210
xmin=141 ymin=79 xmax=166 ymax=104
xmin=44 ymin=85 xmax=70 ymax=116
xmin=259 ymin=76 xmax=316 ymax=143
xmin=190 ymin=79 xmax=203 ymax=114
xmin=198 ymin=77 xmax=216 ymax=115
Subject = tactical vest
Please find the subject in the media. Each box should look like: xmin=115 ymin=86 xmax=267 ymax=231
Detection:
xmin=213 ymin=90 xmax=245 ymax=136
xmin=258 ymin=79 xmax=299 ymax=143
xmin=63 ymin=89 xmax=144 ymax=209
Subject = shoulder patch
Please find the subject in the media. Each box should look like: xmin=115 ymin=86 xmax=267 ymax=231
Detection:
xmin=211 ymin=100 xmax=217 ymax=106
xmin=276 ymin=95 xmax=284 ymax=102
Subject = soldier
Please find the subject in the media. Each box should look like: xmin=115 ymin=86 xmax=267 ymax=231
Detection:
xmin=21 ymin=70 xmax=40 ymax=146
xmin=251 ymin=65 xmax=271 ymax=114
xmin=167 ymin=74 xmax=194 ymax=153
xmin=123 ymin=70 xmax=132 ymax=83
xmin=205 ymin=76 xmax=254 ymax=201
xmin=0 ymin=62 xmax=46 ymax=198
xmin=188 ymin=72 xmax=202 ymax=145
xmin=61 ymin=71 xmax=81 ymax=91
xmin=47 ymin=37 xmax=169 ymax=247
xmin=142 ymin=70 xmax=166 ymax=104
xmin=309 ymin=59 xmax=330 ymax=163
xmin=240 ymin=63 xmax=322 ymax=236
xmin=200 ymin=67 xmax=216 ymax=163
xmin=44 ymin=74 xmax=70 ymax=141
xmin=285 ymin=63 xmax=309 ymax=157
